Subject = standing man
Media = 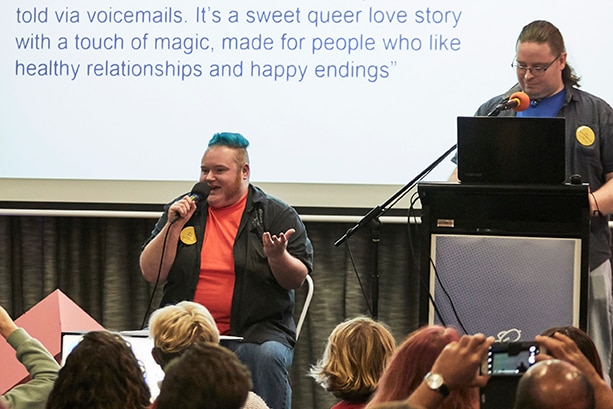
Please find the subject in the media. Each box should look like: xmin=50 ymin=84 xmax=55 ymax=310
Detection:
xmin=140 ymin=132 xmax=314 ymax=409
xmin=452 ymin=20 xmax=613 ymax=380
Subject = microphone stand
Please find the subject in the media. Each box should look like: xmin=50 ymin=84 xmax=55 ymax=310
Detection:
xmin=370 ymin=217 xmax=381 ymax=320
xmin=487 ymin=105 xmax=503 ymax=117
xmin=334 ymin=143 xmax=458 ymax=319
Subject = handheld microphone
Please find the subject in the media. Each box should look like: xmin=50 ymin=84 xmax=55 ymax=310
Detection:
xmin=495 ymin=91 xmax=530 ymax=112
xmin=186 ymin=181 xmax=210 ymax=202
xmin=169 ymin=182 xmax=210 ymax=224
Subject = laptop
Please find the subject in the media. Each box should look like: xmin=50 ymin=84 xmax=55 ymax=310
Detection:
xmin=61 ymin=331 xmax=165 ymax=400
xmin=457 ymin=116 xmax=566 ymax=184
xmin=59 ymin=330 xmax=244 ymax=400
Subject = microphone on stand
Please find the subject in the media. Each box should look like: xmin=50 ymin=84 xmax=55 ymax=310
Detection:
xmin=487 ymin=91 xmax=531 ymax=116
xmin=496 ymin=91 xmax=531 ymax=112
xmin=169 ymin=182 xmax=210 ymax=224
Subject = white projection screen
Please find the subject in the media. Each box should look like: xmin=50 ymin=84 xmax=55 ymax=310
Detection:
xmin=2 ymin=0 xmax=613 ymax=212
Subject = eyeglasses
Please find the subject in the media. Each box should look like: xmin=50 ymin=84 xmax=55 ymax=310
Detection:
xmin=511 ymin=54 xmax=561 ymax=76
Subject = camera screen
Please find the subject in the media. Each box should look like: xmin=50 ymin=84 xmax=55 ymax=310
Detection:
xmin=487 ymin=344 xmax=539 ymax=375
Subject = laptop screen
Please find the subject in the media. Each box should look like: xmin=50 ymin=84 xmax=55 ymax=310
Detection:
xmin=61 ymin=331 xmax=165 ymax=401
xmin=457 ymin=116 xmax=566 ymax=184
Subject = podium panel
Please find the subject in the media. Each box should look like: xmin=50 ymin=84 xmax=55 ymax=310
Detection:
xmin=418 ymin=182 xmax=590 ymax=339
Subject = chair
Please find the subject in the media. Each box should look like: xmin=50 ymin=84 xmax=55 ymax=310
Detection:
xmin=295 ymin=275 xmax=314 ymax=340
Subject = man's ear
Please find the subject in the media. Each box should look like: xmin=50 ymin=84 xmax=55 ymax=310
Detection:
xmin=559 ymin=52 xmax=567 ymax=70
xmin=242 ymin=162 xmax=250 ymax=180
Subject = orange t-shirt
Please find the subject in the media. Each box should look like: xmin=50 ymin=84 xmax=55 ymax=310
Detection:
xmin=193 ymin=194 xmax=247 ymax=335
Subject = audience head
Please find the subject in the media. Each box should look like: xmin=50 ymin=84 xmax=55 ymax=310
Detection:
xmin=368 ymin=325 xmax=477 ymax=409
xmin=148 ymin=301 xmax=219 ymax=369
xmin=309 ymin=316 xmax=396 ymax=403
xmin=513 ymin=359 xmax=594 ymax=409
xmin=45 ymin=330 xmax=150 ymax=409
xmin=155 ymin=343 xmax=252 ymax=409
xmin=540 ymin=326 xmax=604 ymax=379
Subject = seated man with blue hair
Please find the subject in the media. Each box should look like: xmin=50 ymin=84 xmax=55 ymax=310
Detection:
xmin=141 ymin=132 xmax=314 ymax=409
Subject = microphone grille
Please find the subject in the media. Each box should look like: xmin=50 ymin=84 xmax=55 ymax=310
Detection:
xmin=191 ymin=182 xmax=210 ymax=200
xmin=510 ymin=91 xmax=530 ymax=112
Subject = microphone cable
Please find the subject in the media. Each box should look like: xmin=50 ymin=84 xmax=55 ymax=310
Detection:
xmin=140 ymin=219 xmax=173 ymax=330
xmin=429 ymin=257 xmax=468 ymax=334
xmin=408 ymin=191 xmax=449 ymax=328
xmin=139 ymin=182 xmax=209 ymax=329
xmin=413 ymin=190 xmax=469 ymax=334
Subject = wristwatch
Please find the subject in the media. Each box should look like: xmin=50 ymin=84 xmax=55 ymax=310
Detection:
xmin=424 ymin=372 xmax=450 ymax=398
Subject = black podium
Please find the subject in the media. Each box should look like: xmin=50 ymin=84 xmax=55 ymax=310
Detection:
xmin=417 ymin=182 xmax=590 ymax=341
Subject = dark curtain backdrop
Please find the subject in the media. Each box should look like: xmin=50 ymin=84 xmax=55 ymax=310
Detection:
xmin=0 ymin=214 xmax=423 ymax=409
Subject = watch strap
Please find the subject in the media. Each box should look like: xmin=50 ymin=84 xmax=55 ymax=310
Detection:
xmin=438 ymin=383 xmax=450 ymax=398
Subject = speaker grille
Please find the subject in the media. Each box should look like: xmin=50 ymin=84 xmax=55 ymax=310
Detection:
xmin=430 ymin=234 xmax=580 ymax=341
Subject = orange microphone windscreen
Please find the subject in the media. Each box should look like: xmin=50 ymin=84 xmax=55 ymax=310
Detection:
xmin=509 ymin=91 xmax=530 ymax=111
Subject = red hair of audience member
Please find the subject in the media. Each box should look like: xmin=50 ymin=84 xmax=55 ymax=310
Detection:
xmin=366 ymin=325 xmax=478 ymax=409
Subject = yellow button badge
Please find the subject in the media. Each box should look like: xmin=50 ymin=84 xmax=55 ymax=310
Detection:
xmin=576 ymin=126 xmax=595 ymax=147
xmin=180 ymin=226 xmax=197 ymax=245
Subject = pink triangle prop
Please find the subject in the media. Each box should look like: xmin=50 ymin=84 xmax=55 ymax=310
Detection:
xmin=0 ymin=289 xmax=104 ymax=393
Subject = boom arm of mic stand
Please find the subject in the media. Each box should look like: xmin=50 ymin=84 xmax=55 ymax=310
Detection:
xmin=334 ymin=143 xmax=458 ymax=247
xmin=487 ymin=106 xmax=502 ymax=117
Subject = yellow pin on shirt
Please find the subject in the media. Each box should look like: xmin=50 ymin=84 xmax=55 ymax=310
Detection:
xmin=180 ymin=226 xmax=197 ymax=245
xmin=576 ymin=126 xmax=596 ymax=146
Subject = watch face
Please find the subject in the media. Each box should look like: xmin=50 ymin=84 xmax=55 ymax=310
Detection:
xmin=426 ymin=372 xmax=444 ymax=389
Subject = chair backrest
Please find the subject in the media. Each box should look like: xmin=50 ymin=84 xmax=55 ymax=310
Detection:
xmin=295 ymin=274 xmax=314 ymax=340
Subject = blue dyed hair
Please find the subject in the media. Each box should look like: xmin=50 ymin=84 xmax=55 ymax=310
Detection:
xmin=208 ymin=132 xmax=250 ymax=149
xmin=207 ymin=132 xmax=250 ymax=165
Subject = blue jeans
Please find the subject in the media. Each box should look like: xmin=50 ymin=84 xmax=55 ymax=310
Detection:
xmin=221 ymin=340 xmax=294 ymax=409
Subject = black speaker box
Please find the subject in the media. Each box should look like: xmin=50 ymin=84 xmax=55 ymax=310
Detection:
xmin=418 ymin=183 xmax=589 ymax=340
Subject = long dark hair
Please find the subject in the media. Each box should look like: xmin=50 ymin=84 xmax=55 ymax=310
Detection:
xmin=540 ymin=326 xmax=604 ymax=379
xmin=45 ymin=331 xmax=151 ymax=409
xmin=516 ymin=20 xmax=580 ymax=87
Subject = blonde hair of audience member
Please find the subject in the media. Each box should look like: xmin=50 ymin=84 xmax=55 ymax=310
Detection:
xmin=45 ymin=331 xmax=150 ymax=409
xmin=148 ymin=301 xmax=219 ymax=369
xmin=310 ymin=316 xmax=396 ymax=404
xmin=367 ymin=325 xmax=478 ymax=409
xmin=149 ymin=302 xmax=270 ymax=409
